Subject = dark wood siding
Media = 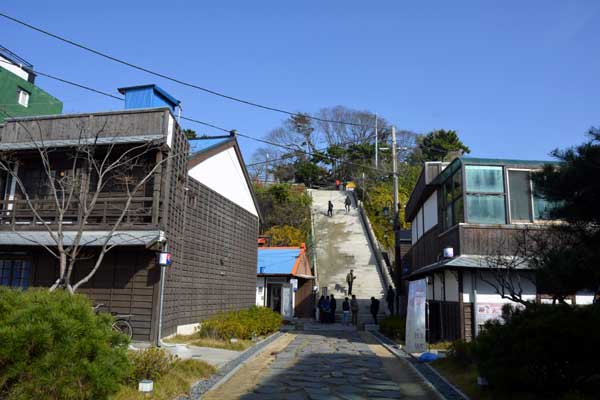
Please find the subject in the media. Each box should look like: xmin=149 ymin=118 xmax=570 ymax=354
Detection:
xmin=23 ymin=247 xmax=158 ymax=341
xmin=408 ymin=224 xmax=460 ymax=273
xmin=159 ymin=127 xmax=258 ymax=337
xmin=460 ymin=224 xmax=531 ymax=255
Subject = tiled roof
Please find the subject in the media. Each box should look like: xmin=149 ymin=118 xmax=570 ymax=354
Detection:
xmin=257 ymin=248 xmax=301 ymax=275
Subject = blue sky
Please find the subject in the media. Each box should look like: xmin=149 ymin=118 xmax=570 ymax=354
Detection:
xmin=1 ymin=1 xmax=598 ymax=162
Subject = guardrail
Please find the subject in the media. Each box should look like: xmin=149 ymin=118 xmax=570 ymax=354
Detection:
xmin=352 ymin=192 xmax=395 ymax=290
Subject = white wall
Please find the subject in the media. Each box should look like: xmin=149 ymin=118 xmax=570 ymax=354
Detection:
xmin=411 ymin=216 xmax=418 ymax=245
xmin=416 ymin=208 xmax=423 ymax=239
xmin=423 ymin=191 xmax=438 ymax=233
xmin=256 ymin=277 xmax=266 ymax=306
xmin=444 ymin=270 xmax=459 ymax=301
xmin=0 ymin=55 xmax=30 ymax=81
xmin=188 ymin=147 xmax=259 ymax=217
xmin=433 ymin=272 xmax=444 ymax=300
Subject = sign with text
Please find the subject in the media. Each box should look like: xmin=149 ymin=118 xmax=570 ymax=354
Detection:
xmin=405 ymin=279 xmax=427 ymax=353
xmin=476 ymin=303 xmax=504 ymax=323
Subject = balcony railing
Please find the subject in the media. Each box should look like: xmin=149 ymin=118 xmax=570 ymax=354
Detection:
xmin=0 ymin=196 xmax=156 ymax=228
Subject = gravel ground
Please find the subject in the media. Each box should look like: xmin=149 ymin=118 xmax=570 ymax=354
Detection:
xmin=177 ymin=331 xmax=284 ymax=400
xmin=371 ymin=331 xmax=469 ymax=400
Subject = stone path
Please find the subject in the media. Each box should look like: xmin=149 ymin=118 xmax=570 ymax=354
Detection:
xmin=239 ymin=330 xmax=440 ymax=400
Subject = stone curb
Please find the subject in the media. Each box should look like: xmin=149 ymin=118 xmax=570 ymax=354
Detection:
xmin=182 ymin=331 xmax=285 ymax=399
xmin=369 ymin=330 xmax=469 ymax=400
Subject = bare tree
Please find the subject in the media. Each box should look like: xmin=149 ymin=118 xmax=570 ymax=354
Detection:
xmin=0 ymin=110 xmax=178 ymax=293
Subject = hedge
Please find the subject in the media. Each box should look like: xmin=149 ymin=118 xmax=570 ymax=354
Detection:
xmin=198 ymin=306 xmax=282 ymax=340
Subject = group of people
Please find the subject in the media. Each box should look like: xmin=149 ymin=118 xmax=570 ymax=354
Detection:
xmin=317 ymin=294 xmax=360 ymax=326
xmin=326 ymin=195 xmax=353 ymax=217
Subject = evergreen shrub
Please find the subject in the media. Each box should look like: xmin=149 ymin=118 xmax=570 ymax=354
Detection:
xmin=472 ymin=303 xmax=600 ymax=394
xmin=198 ymin=306 xmax=282 ymax=340
xmin=379 ymin=315 xmax=406 ymax=341
xmin=0 ymin=287 xmax=130 ymax=400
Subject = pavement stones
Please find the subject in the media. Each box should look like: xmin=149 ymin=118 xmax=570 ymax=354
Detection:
xmin=241 ymin=331 xmax=428 ymax=399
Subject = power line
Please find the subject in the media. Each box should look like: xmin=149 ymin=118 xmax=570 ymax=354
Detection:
xmin=0 ymin=57 xmax=449 ymax=167
xmin=0 ymin=12 xmax=374 ymax=128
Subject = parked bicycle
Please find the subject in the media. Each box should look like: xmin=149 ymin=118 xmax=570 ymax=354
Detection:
xmin=93 ymin=303 xmax=134 ymax=339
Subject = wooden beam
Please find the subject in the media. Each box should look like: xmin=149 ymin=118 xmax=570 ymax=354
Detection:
xmin=458 ymin=269 xmax=465 ymax=340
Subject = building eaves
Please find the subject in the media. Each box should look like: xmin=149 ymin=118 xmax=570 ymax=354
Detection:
xmin=405 ymin=254 xmax=529 ymax=279
xmin=0 ymin=134 xmax=164 ymax=151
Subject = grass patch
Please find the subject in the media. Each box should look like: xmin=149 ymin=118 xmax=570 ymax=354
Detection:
xmin=112 ymin=359 xmax=215 ymax=400
xmin=164 ymin=333 xmax=254 ymax=351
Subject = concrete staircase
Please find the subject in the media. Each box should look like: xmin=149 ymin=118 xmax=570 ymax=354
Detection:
xmin=310 ymin=189 xmax=388 ymax=326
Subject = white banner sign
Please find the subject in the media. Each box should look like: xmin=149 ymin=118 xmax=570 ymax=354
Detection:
xmin=405 ymin=279 xmax=427 ymax=353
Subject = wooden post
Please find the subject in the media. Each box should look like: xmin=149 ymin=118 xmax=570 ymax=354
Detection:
xmin=152 ymin=150 xmax=162 ymax=225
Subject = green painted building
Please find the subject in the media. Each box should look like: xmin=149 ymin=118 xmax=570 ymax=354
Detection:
xmin=0 ymin=46 xmax=62 ymax=123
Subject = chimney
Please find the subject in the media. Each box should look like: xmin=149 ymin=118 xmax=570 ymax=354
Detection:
xmin=117 ymin=84 xmax=180 ymax=112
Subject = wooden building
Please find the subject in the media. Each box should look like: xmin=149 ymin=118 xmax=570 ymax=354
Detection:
xmin=256 ymin=244 xmax=315 ymax=319
xmin=404 ymin=157 xmax=594 ymax=342
xmin=0 ymin=86 xmax=260 ymax=342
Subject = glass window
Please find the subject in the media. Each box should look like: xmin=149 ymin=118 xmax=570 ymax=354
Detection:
xmin=466 ymin=194 xmax=506 ymax=224
xmin=17 ymin=89 xmax=30 ymax=107
xmin=453 ymin=196 xmax=464 ymax=224
xmin=466 ymin=166 xmax=504 ymax=193
xmin=0 ymin=259 xmax=30 ymax=288
xmin=508 ymin=170 xmax=532 ymax=221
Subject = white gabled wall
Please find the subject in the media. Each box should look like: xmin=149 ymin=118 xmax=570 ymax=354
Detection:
xmin=188 ymin=147 xmax=259 ymax=217
xmin=0 ymin=55 xmax=30 ymax=81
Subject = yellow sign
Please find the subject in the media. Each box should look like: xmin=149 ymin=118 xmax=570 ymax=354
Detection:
xmin=345 ymin=181 xmax=356 ymax=189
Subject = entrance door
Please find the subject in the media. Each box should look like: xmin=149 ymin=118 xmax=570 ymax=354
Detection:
xmin=281 ymin=283 xmax=293 ymax=320
xmin=268 ymin=284 xmax=282 ymax=314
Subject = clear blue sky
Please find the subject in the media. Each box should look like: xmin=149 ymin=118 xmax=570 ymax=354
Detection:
xmin=1 ymin=0 xmax=598 ymax=162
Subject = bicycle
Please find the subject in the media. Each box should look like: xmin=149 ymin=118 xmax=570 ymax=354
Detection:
xmin=93 ymin=303 xmax=134 ymax=339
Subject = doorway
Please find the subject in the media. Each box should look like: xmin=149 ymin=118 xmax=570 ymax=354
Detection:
xmin=267 ymin=284 xmax=282 ymax=314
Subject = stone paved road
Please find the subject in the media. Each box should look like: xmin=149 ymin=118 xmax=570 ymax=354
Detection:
xmin=239 ymin=330 xmax=440 ymax=400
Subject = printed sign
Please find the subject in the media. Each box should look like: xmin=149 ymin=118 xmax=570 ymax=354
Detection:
xmin=476 ymin=303 xmax=504 ymax=323
xmin=158 ymin=252 xmax=171 ymax=266
xmin=290 ymin=278 xmax=298 ymax=292
xmin=405 ymin=279 xmax=427 ymax=353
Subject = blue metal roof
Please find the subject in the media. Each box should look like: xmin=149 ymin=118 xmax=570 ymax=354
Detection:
xmin=117 ymin=84 xmax=180 ymax=111
xmin=257 ymin=248 xmax=301 ymax=275
xmin=188 ymin=136 xmax=231 ymax=155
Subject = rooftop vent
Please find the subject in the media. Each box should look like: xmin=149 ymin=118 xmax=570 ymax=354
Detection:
xmin=117 ymin=84 xmax=181 ymax=112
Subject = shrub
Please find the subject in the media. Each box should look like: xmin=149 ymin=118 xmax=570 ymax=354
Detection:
xmin=128 ymin=347 xmax=177 ymax=383
xmin=446 ymin=340 xmax=473 ymax=369
xmin=0 ymin=287 xmax=130 ymax=400
xmin=472 ymin=303 xmax=600 ymax=395
xmin=379 ymin=315 xmax=405 ymax=341
xmin=198 ymin=306 xmax=282 ymax=340
xmin=264 ymin=225 xmax=305 ymax=246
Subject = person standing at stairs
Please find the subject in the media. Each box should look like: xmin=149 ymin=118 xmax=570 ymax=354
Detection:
xmin=386 ymin=285 xmax=395 ymax=315
xmin=327 ymin=200 xmax=334 ymax=217
xmin=370 ymin=297 xmax=380 ymax=325
xmin=344 ymin=195 xmax=351 ymax=213
xmin=342 ymin=297 xmax=350 ymax=325
xmin=350 ymin=295 xmax=359 ymax=327
xmin=346 ymin=269 xmax=356 ymax=295
xmin=322 ymin=295 xmax=331 ymax=323
xmin=329 ymin=295 xmax=337 ymax=323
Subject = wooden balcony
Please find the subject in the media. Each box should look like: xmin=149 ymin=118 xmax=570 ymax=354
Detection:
xmin=0 ymin=196 xmax=157 ymax=230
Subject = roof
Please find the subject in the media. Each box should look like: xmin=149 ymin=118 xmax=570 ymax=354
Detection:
xmin=0 ymin=134 xmax=164 ymax=151
xmin=257 ymin=247 xmax=314 ymax=279
xmin=188 ymin=136 xmax=232 ymax=157
xmin=0 ymin=230 xmax=162 ymax=247
xmin=406 ymin=254 xmax=530 ymax=279
xmin=257 ymin=248 xmax=301 ymax=275
xmin=117 ymin=84 xmax=181 ymax=107
xmin=0 ymin=45 xmax=34 ymax=71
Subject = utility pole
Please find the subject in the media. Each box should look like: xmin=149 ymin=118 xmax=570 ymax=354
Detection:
xmin=374 ymin=114 xmax=378 ymax=169
xmin=265 ymin=153 xmax=269 ymax=184
xmin=392 ymin=126 xmax=402 ymax=315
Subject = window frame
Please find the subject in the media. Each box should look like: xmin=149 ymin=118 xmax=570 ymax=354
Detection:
xmin=464 ymin=164 xmax=507 ymax=225
xmin=438 ymin=168 xmax=464 ymax=232
xmin=17 ymin=88 xmax=30 ymax=107
xmin=506 ymin=168 xmax=535 ymax=224
xmin=0 ymin=257 xmax=31 ymax=288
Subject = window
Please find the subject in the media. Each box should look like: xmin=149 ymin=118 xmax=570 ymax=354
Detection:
xmin=439 ymin=169 xmax=464 ymax=230
xmin=508 ymin=170 xmax=532 ymax=222
xmin=0 ymin=259 xmax=30 ymax=288
xmin=465 ymin=165 xmax=506 ymax=224
xmin=17 ymin=88 xmax=30 ymax=107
